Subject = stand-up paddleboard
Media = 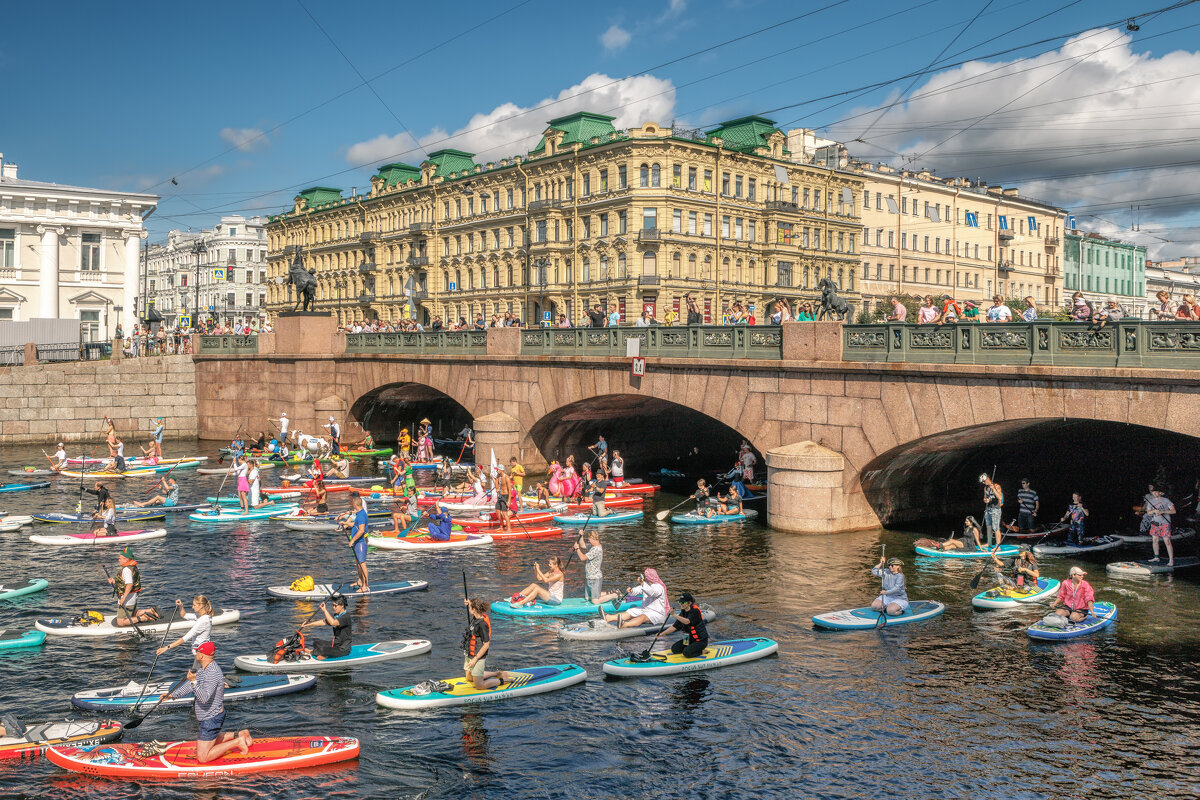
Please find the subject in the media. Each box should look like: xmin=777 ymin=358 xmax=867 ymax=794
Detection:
xmin=33 ymin=511 xmax=164 ymax=524
xmin=1032 ymin=536 xmax=1123 ymax=556
xmin=0 ymin=720 xmax=123 ymax=761
xmin=490 ymin=597 xmax=637 ymax=618
xmin=813 ymin=600 xmax=945 ymax=630
xmin=205 ymin=495 xmax=301 ymax=504
xmin=972 ymin=578 xmax=1060 ymax=609
xmin=0 ymin=578 xmax=49 ymax=600
xmin=559 ymin=496 xmax=643 ymax=512
xmin=197 ymin=462 xmax=276 ymax=475
xmin=606 ymin=482 xmax=660 ymax=496
xmin=117 ymin=503 xmax=208 ymax=515
xmin=1106 ymin=556 xmax=1200 ymax=576
xmin=0 ymin=514 xmax=33 ymax=526
xmin=29 ymin=528 xmax=167 ymax=546
xmin=1111 ymin=527 xmax=1195 ymax=544
xmin=71 ymin=674 xmax=317 ymax=711
xmin=46 ymin=736 xmax=360 ymax=778
xmin=377 ymin=664 xmax=587 ymax=709
xmin=342 ymin=447 xmax=393 ymax=458
xmin=7 ymin=468 xmax=55 ymax=476
xmin=265 ymin=580 xmax=428 ymax=600
xmin=189 ymin=505 xmax=298 ymax=522
xmin=915 ymin=544 xmax=1019 ymax=559
xmin=553 ymin=510 xmax=644 ymax=525
xmin=0 ymin=481 xmax=51 ymax=493
xmin=461 ymin=526 xmax=564 ymax=540
xmin=234 ymin=639 xmax=432 ymax=673
xmin=0 ymin=521 xmax=22 ymax=533
xmin=450 ymin=510 xmax=557 ymax=529
xmin=603 ymin=637 xmax=779 ymax=677
xmin=671 ymin=510 xmax=758 ymax=524
xmin=559 ymin=607 xmax=716 ymax=641
xmin=0 ymin=629 xmax=47 ymax=651
xmin=368 ymin=532 xmax=493 ymax=551
xmin=1000 ymin=522 xmax=1068 ymax=539
xmin=36 ymin=608 xmax=241 ymax=638
xmin=1027 ymin=601 xmax=1117 ymax=640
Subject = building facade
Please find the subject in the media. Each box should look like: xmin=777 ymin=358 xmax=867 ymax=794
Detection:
xmin=144 ymin=215 xmax=268 ymax=328
xmin=1062 ymin=231 xmax=1147 ymax=317
xmin=847 ymin=160 xmax=1067 ymax=315
xmin=1145 ymin=256 xmax=1200 ymax=315
xmin=0 ymin=153 xmax=158 ymax=338
xmin=265 ymin=114 xmax=865 ymax=325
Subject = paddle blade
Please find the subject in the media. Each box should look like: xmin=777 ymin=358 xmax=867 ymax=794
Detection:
xmin=970 ymin=568 xmax=986 ymax=589
xmin=123 ymin=714 xmax=147 ymax=731
xmin=655 ymin=509 xmax=671 ymax=521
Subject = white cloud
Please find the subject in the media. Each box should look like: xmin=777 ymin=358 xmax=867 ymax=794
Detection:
xmin=659 ymin=0 xmax=686 ymax=21
xmin=345 ymin=73 xmax=677 ymax=166
xmin=219 ymin=127 xmax=268 ymax=152
xmin=601 ymin=24 xmax=632 ymax=53
xmin=834 ymin=29 xmax=1200 ymax=258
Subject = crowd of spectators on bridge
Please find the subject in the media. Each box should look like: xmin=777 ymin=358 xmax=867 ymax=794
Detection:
xmin=881 ymin=292 xmax=1158 ymax=327
xmin=120 ymin=319 xmax=273 ymax=358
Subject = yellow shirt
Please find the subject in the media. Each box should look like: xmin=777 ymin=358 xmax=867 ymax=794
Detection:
xmin=510 ymin=463 xmax=525 ymax=493
xmin=399 ymin=432 xmax=411 ymax=450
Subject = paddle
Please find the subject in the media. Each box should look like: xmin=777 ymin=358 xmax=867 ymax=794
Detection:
xmin=462 ymin=571 xmax=470 ymax=626
xmin=629 ymin=609 xmax=677 ymax=662
xmin=128 ymin=602 xmax=180 ymax=711
xmin=656 ymin=489 xmax=704 ymax=522
xmin=99 ymin=563 xmax=147 ymax=640
xmin=970 ymin=530 xmax=1009 ymax=589
xmin=124 ymin=674 xmax=189 ymax=730
xmin=874 ymin=544 xmax=889 ymax=629
xmin=213 ymin=426 xmax=244 ymax=511
xmin=144 ymin=461 xmax=181 ymax=497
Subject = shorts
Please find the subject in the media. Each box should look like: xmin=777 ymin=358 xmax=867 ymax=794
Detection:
xmin=671 ymin=639 xmax=708 ymax=658
xmin=592 ymin=501 xmax=607 ymax=517
xmin=1150 ymin=522 xmax=1172 ymax=539
xmin=237 ymin=477 xmax=250 ymax=493
xmin=164 ymin=497 xmax=177 ymax=508
xmin=628 ymin=606 xmax=666 ymax=626
xmin=585 ymin=577 xmax=603 ymax=602
xmin=352 ymin=539 xmax=368 ymax=563
xmin=116 ymin=604 xmax=137 ymax=621
xmin=496 ymin=496 xmax=509 ymax=512
xmin=316 ymin=503 xmax=328 ymax=514
xmin=312 ymin=640 xmax=348 ymax=659
xmin=984 ymin=506 xmax=1001 ymax=531
xmin=544 ymin=595 xmax=562 ymax=606
xmin=463 ymin=657 xmax=486 ymax=677
xmin=197 ymin=711 xmax=225 ymax=742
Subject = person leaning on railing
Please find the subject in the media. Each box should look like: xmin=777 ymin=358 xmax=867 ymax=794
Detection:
xmin=1150 ymin=290 xmax=1178 ymax=320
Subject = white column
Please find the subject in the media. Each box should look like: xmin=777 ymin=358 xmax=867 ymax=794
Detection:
xmin=123 ymin=230 xmax=144 ymax=333
xmin=36 ymin=224 xmax=64 ymax=318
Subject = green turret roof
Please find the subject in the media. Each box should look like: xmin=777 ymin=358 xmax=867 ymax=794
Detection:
xmin=375 ymin=162 xmax=421 ymax=187
xmin=532 ymin=111 xmax=619 ymax=154
xmin=424 ymin=149 xmax=477 ymax=177
xmin=296 ymin=186 xmax=344 ymax=207
xmin=706 ymin=115 xmax=787 ymax=155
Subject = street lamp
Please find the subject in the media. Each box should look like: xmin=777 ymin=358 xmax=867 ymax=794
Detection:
xmin=533 ymin=257 xmax=550 ymax=326
xmin=191 ymin=237 xmax=205 ymax=331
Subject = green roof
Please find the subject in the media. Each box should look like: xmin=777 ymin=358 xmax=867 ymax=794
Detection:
xmin=424 ymin=149 xmax=477 ymax=177
xmin=296 ymin=186 xmax=344 ymax=207
xmin=375 ymin=162 xmax=421 ymax=188
xmin=706 ymin=115 xmax=786 ymax=154
xmin=532 ymin=111 xmax=619 ymax=154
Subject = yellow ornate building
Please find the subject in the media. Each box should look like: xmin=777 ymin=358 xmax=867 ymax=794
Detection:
xmin=265 ymin=113 xmax=864 ymax=325
xmin=849 ymin=160 xmax=1067 ymax=312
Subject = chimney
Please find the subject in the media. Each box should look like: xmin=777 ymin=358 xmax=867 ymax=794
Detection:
xmin=0 ymin=153 xmax=16 ymax=181
xmin=1002 ymin=187 xmax=1019 ymax=197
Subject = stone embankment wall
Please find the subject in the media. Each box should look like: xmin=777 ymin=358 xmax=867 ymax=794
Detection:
xmin=0 ymin=355 xmax=197 ymax=445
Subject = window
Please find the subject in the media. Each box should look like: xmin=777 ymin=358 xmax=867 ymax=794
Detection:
xmin=703 ymin=214 xmax=713 ymax=236
xmin=722 ymin=216 xmax=730 ymax=238
xmin=688 ymin=253 xmax=697 ymax=276
xmin=747 ymin=177 xmax=756 ymax=200
xmin=735 ymin=218 xmax=743 ymax=240
xmin=703 ymin=169 xmax=712 ymax=192
xmin=583 ymin=257 xmax=591 ymax=282
xmin=722 ymin=173 xmax=730 ymax=195
xmin=599 ymin=169 xmax=608 ymax=193
xmin=618 ymin=211 xmax=627 ymax=234
xmin=643 ymin=208 xmax=657 ymax=230
xmin=803 ymin=188 xmax=810 ymax=208
xmin=777 ymin=223 xmax=794 ymax=246
xmin=181 ymin=274 xmax=188 ymax=287
xmin=848 ymin=233 xmax=855 ymax=253
xmin=618 ymin=252 xmax=626 ymax=278
xmin=565 ymin=177 xmax=573 ymax=200
xmin=735 ymin=175 xmax=743 ymax=197
xmin=640 ymin=164 xmax=650 ymax=188
xmin=600 ymin=256 xmax=608 ymax=280
xmin=80 ymin=310 xmax=100 ymax=341
xmin=673 ymin=165 xmax=681 ymax=188
xmin=651 ymin=164 xmax=661 ymax=187
xmin=672 ymin=210 xmax=682 ymax=233
xmin=467 ymin=198 xmax=475 ymax=215
xmin=777 ymin=261 xmax=793 ymax=287
xmin=506 ymin=227 xmax=515 ymax=247
xmin=535 ymin=220 xmax=547 ymax=243
xmin=688 ymin=167 xmax=697 ymax=191
xmin=864 ymin=190 xmax=871 ymax=208
xmin=748 ymin=220 xmax=757 ymax=242
xmin=688 ymin=211 xmax=698 ymax=235
xmin=81 ymin=233 xmax=101 ymax=270
xmin=642 ymin=251 xmax=657 ymax=276
xmin=583 ymin=173 xmax=591 ymax=196
xmin=814 ymin=190 xmax=821 ymax=210
xmin=0 ymin=228 xmax=14 ymax=268
xmin=618 ymin=165 xmax=627 ymax=188
xmin=582 ymin=217 xmax=591 ymax=239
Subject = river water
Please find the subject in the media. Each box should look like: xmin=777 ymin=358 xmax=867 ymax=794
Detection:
xmin=1 ymin=441 xmax=1197 ymax=799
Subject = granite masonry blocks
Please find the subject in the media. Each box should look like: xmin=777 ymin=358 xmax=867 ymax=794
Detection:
xmin=0 ymin=355 xmax=197 ymax=445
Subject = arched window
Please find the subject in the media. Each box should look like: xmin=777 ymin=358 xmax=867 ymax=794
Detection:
xmin=640 ymin=164 xmax=650 ymax=188
xmin=479 ymin=268 xmax=486 ymax=289
xmin=703 ymin=255 xmax=712 ymax=278
xmin=493 ymin=266 xmax=500 ymax=287
xmin=849 ymin=269 xmax=855 ymax=291
xmin=651 ymin=164 xmax=661 ymax=187
xmin=455 ymin=269 xmax=462 ymax=290
xmin=749 ymin=259 xmax=757 ymax=284
xmin=443 ymin=270 xmax=449 ymax=291
xmin=802 ymin=266 xmax=810 ymax=288
xmin=735 ymin=258 xmax=743 ymax=283
xmin=618 ymin=252 xmax=626 ymax=278
xmin=688 ymin=253 xmax=697 ymax=277
xmin=722 ymin=257 xmax=730 ymax=280
xmin=643 ymin=251 xmax=657 ymax=276
xmin=583 ymin=257 xmax=591 ymax=282
xmin=672 ymin=252 xmax=681 ymax=277
xmin=600 ymin=255 xmax=609 ymax=280
xmin=837 ymin=268 xmax=844 ymax=288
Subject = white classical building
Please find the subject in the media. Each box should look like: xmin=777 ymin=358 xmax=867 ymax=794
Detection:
xmin=0 ymin=153 xmax=158 ymax=338
xmin=144 ymin=215 xmax=268 ymax=328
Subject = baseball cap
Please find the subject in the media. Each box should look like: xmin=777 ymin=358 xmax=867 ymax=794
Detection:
xmin=196 ymin=641 xmax=216 ymax=656
xmin=678 ymin=592 xmax=695 ymax=604
xmin=119 ymin=547 xmax=136 ymax=561
xmin=1069 ymin=566 xmax=1086 ymax=577
xmin=328 ymin=416 xmax=335 ymax=421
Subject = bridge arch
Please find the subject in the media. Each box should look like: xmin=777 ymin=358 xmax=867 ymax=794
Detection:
xmin=347 ymin=380 xmax=473 ymax=446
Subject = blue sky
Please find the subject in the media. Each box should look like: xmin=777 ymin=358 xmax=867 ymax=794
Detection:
xmin=4 ymin=0 xmax=1200 ymax=256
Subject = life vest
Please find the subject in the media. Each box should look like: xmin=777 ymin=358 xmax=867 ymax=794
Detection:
xmin=113 ymin=565 xmax=141 ymax=596
xmin=269 ymin=632 xmax=306 ymax=663
xmin=76 ymin=610 xmax=106 ymax=626
xmin=463 ymin=615 xmax=491 ymax=657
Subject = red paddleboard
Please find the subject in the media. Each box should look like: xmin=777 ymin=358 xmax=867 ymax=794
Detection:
xmin=45 ymin=736 xmax=359 ymax=778
xmin=460 ymin=525 xmax=564 ymax=539
xmin=606 ymin=483 xmax=660 ymax=495
xmin=450 ymin=510 xmax=556 ymax=529
xmin=563 ymin=496 xmax=643 ymax=512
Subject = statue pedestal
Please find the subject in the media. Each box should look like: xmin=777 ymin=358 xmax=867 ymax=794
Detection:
xmin=273 ymin=312 xmax=342 ymax=355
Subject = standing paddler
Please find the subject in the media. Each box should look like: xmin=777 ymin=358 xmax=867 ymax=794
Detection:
xmin=979 ymin=473 xmax=1004 ymax=548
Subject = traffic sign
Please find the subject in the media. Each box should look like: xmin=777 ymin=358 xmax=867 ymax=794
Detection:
xmin=449 ymin=281 xmax=457 ymax=291
xmin=631 ymin=357 xmax=646 ymax=377
xmin=179 ymin=315 xmax=191 ymax=328
xmin=543 ymin=311 xmax=552 ymax=321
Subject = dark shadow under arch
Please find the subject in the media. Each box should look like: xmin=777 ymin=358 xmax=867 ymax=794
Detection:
xmin=861 ymin=418 xmax=1200 ymax=531
xmin=349 ymin=382 xmax=472 ymax=447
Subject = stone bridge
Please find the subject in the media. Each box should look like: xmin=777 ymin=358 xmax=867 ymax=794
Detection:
xmin=194 ymin=315 xmax=1200 ymax=534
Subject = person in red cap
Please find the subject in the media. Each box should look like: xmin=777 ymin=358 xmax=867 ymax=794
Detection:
xmin=174 ymin=640 xmax=252 ymax=763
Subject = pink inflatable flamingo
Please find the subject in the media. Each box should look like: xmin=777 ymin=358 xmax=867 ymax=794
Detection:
xmin=547 ymin=461 xmax=564 ymax=497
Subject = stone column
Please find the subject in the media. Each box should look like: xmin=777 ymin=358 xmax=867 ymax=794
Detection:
xmin=124 ymin=230 xmax=145 ymax=333
xmin=36 ymin=224 xmax=64 ymax=318
xmin=473 ymin=411 xmax=522 ymax=467
xmin=765 ymin=440 xmax=880 ymax=534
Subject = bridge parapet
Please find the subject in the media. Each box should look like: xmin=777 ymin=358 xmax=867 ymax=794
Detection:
xmin=843 ymin=320 xmax=1200 ymax=369
xmin=520 ymin=325 xmax=783 ymax=359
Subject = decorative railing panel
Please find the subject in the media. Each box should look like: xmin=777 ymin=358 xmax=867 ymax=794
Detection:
xmin=520 ymin=325 xmax=781 ymax=359
xmin=196 ymin=335 xmax=258 ymax=355
xmin=344 ymin=330 xmax=487 ymax=355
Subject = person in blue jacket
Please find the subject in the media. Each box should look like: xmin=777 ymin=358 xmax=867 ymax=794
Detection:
xmin=427 ymin=500 xmax=453 ymax=542
xmin=870 ymin=557 xmax=909 ymax=616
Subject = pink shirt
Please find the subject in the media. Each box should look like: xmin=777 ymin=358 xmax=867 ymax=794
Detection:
xmin=1057 ymin=579 xmax=1094 ymax=610
xmin=918 ymin=306 xmax=938 ymax=324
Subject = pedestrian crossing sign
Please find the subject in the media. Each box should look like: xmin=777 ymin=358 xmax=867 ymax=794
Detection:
xmin=179 ymin=315 xmax=191 ymax=327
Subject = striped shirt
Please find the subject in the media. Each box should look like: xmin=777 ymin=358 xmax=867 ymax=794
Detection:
xmin=189 ymin=661 xmax=224 ymax=721
xmin=1017 ymin=488 xmax=1039 ymax=513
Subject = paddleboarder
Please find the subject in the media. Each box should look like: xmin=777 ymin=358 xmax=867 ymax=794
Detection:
xmin=133 ymin=476 xmax=179 ymax=508
xmin=151 ymin=417 xmax=164 ymax=459
xmin=508 ymin=557 xmax=565 ymax=608
xmin=1016 ymin=478 xmax=1039 ymax=533
xmin=573 ymin=530 xmax=604 ymax=603
xmin=391 ymin=488 xmax=419 ymax=533
xmin=870 ymin=557 xmax=909 ymax=616
xmin=323 ymin=416 xmax=341 ymax=455
xmin=91 ymin=496 xmax=118 ymax=537
xmin=1142 ymin=485 xmax=1177 ymax=567
xmin=50 ymin=442 xmax=68 ymax=471
xmin=665 ymin=592 xmax=709 ymax=658
xmin=1048 ymin=566 xmax=1094 ymax=624
xmin=1059 ymin=492 xmax=1089 ymax=546
xmin=463 ymin=598 xmax=511 ymax=690
xmin=342 ymin=495 xmax=370 ymax=593
xmin=601 ymin=568 xmax=669 ymax=629
xmin=169 ymin=641 xmax=252 ymax=763
xmin=610 ymin=450 xmax=625 ymax=486
xmin=980 ymin=473 xmax=1004 ymax=547
xmin=589 ymin=473 xmax=612 ymax=518
xmin=108 ymin=547 xmax=160 ymax=627
xmin=158 ymin=595 xmax=214 ymax=669
xmin=300 ymin=595 xmax=352 ymax=659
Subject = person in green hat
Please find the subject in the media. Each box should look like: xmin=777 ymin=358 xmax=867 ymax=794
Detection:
xmin=107 ymin=547 xmax=160 ymax=627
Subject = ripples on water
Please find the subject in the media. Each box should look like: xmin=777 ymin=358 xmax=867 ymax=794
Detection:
xmin=1 ymin=442 xmax=1198 ymax=799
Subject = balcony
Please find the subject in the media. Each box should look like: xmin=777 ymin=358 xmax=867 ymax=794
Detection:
xmin=997 ymin=261 xmax=1012 ymax=274
xmin=358 ymin=292 xmax=375 ymax=304
xmin=998 ymin=230 xmax=1015 ymax=241
xmin=407 ymin=256 xmax=430 ymax=267
xmin=282 ymin=245 xmax=300 ymax=255
xmin=528 ymin=199 xmax=563 ymax=212
xmin=1044 ymin=236 xmax=1060 ymax=247
xmin=359 ymin=231 xmax=377 ymax=243
xmin=637 ymin=229 xmax=662 ymax=244
xmin=638 ymin=275 xmax=661 ymax=286
xmin=765 ymin=201 xmax=800 ymax=213
xmin=357 ymin=261 xmax=376 ymax=273
xmin=409 ymin=222 xmax=433 ymax=233
xmin=410 ymin=290 xmax=429 ymax=302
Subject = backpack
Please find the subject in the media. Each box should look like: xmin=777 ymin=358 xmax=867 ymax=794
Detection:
xmin=268 ymin=632 xmax=306 ymax=663
xmin=75 ymin=610 xmax=106 ymax=627
xmin=290 ymin=575 xmax=315 ymax=592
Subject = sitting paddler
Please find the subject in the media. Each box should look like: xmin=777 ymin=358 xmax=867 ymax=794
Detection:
xmin=666 ymin=592 xmax=709 ymax=658
xmin=1011 ymin=548 xmax=1039 ymax=589
xmin=426 ymin=501 xmax=454 ymax=542
xmin=870 ymin=557 xmax=909 ymax=616
xmin=92 ymin=497 xmax=118 ymax=537
xmin=300 ymin=595 xmax=352 ymax=659
xmin=132 ymin=476 xmax=179 ymax=508
xmin=599 ymin=568 xmax=669 ymax=629
xmin=327 ymin=455 xmax=351 ymax=479
xmin=0 ymin=713 xmax=26 ymax=738
xmin=390 ymin=488 xmax=419 ymax=533
xmin=101 ymin=436 xmax=127 ymax=473
xmin=49 ymin=441 xmax=68 ymax=471
xmin=715 ymin=488 xmax=743 ymax=516
xmin=1045 ymin=566 xmax=1094 ymax=625
xmin=463 ymin=598 xmax=512 ymax=690
xmin=526 ymin=481 xmax=554 ymax=509
xmin=913 ymin=517 xmax=979 ymax=552
xmin=508 ymin=557 xmax=565 ymax=608
xmin=139 ymin=440 xmax=159 ymax=466
xmin=692 ymin=479 xmax=714 ymax=518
